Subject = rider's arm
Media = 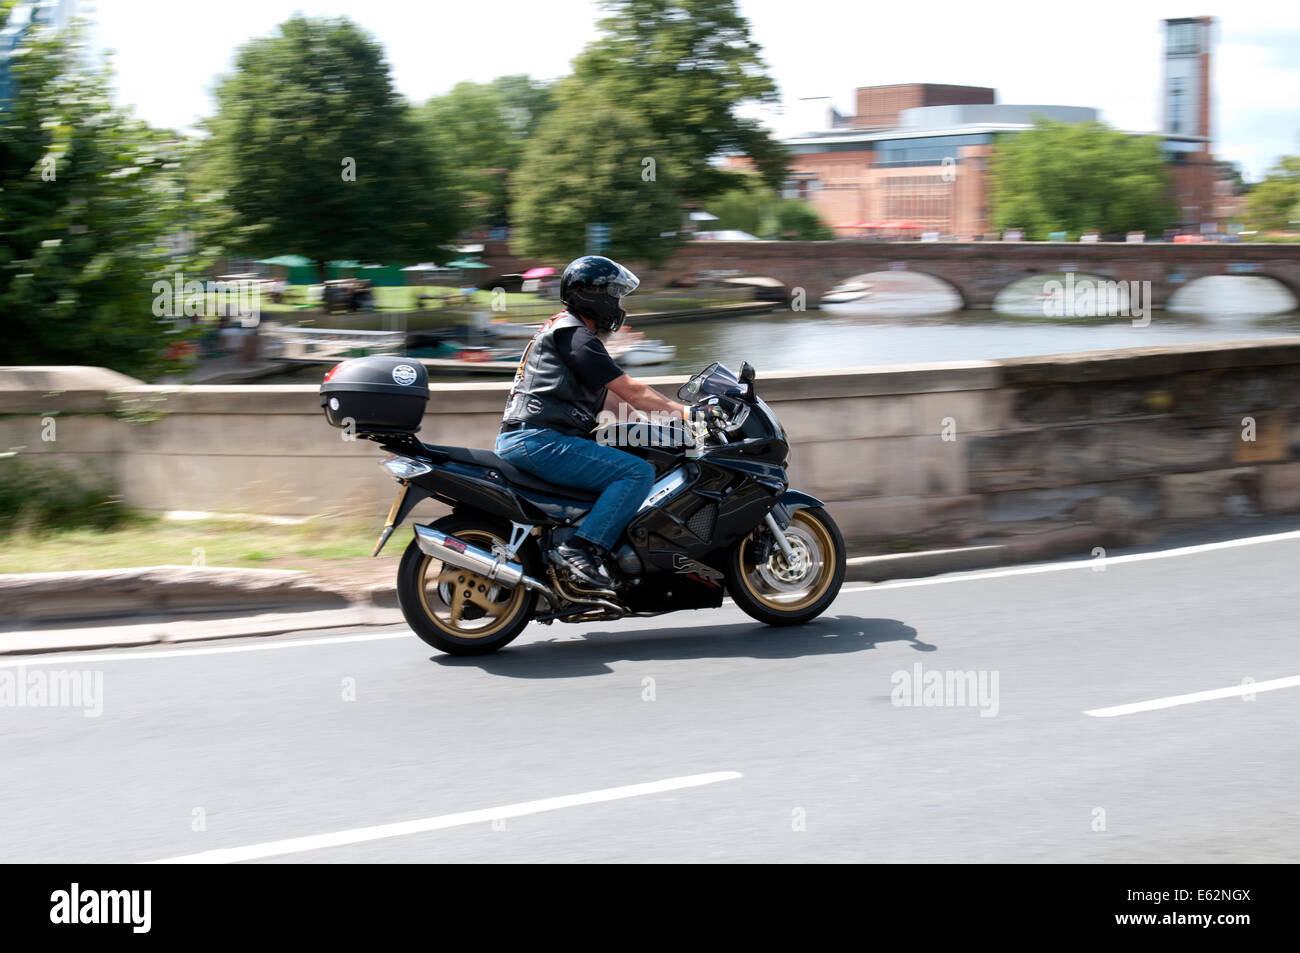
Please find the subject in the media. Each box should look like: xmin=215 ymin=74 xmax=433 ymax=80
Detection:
xmin=607 ymin=373 xmax=687 ymax=419
xmin=602 ymin=389 xmax=639 ymax=418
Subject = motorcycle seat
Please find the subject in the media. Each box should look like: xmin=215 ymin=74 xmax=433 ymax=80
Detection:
xmin=425 ymin=444 xmax=601 ymax=502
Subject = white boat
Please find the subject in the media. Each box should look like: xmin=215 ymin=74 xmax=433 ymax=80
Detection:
xmin=820 ymin=280 xmax=874 ymax=304
xmin=267 ymin=326 xmax=403 ymax=362
xmin=486 ymin=322 xmax=676 ymax=365
xmin=483 ymin=320 xmax=543 ymax=340
xmin=608 ymin=338 xmax=677 ymax=366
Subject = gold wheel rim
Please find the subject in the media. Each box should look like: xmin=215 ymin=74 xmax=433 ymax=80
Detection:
xmin=416 ymin=529 xmax=526 ymax=639
xmin=738 ymin=511 xmax=836 ymax=613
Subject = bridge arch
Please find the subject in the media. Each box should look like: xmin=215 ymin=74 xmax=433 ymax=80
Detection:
xmin=992 ymin=271 xmax=1149 ymax=318
xmin=818 ymin=269 xmax=966 ymax=313
xmin=1168 ymin=274 xmax=1300 ymax=315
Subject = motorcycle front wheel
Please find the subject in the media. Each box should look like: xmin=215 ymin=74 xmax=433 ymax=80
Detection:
xmin=396 ymin=515 xmax=537 ymax=656
xmin=727 ymin=507 xmax=846 ymax=626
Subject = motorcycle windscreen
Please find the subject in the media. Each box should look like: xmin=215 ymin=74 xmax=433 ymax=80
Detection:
xmin=678 ymin=362 xmax=746 ymax=402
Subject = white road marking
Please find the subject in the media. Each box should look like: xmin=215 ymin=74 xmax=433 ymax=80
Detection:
xmin=145 ymin=771 xmax=744 ymax=864
xmin=11 ymin=527 xmax=1300 ymax=668
xmin=0 ymin=631 xmax=408 ymax=669
xmin=1085 ymin=675 xmax=1300 ymax=717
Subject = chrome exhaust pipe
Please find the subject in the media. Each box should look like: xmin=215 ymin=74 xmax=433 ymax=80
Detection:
xmin=547 ymin=567 xmax=625 ymax=618
xmin=414 ymin=525 xmax=551 ymax=596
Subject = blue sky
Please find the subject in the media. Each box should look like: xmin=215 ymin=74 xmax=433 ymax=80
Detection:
xmin=93 ymin=0 xmax=1300 ymax=181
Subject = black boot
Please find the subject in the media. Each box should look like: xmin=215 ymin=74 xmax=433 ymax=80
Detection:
xmin=551 ymin=538 xmax=614 ymax=592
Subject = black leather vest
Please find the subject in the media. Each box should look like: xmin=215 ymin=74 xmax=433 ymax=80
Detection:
xmin=501 ymin=312 xmax=610 ymax=437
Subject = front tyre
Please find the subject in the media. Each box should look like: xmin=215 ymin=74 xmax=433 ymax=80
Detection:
xmin=396 ymin=515 xmax=537 ymax=656
xmin=727 ymin=507 xmax=846 ymax=626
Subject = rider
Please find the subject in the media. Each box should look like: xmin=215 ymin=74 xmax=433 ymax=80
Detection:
xmin=496 ymin=255 xmax=688 ymax=591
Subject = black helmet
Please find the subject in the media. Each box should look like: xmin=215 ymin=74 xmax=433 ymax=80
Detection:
xmin=560 ymin=256 xmax=639 ymax=333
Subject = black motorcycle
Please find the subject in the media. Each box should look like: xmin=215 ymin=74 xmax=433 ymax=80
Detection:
xmin=320 ymin=356 xmax=846 ymax=655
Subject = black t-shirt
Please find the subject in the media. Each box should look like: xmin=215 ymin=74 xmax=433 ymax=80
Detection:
xmin=553 ymin=325 xmax=623 ymax=391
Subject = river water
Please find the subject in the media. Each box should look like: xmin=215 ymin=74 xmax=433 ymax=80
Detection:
xmin=639 ymin=273 xmax=1300 ymax=377
xmin=259 ymin=272 xmax=1300 ymax=384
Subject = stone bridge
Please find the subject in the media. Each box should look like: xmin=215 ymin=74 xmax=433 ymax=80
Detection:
xmin=482 ymin=240 xmax=1300 ymax=309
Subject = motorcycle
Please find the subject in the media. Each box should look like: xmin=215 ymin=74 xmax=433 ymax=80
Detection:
xmin=320 ymin=356 xmax=846 ymax=655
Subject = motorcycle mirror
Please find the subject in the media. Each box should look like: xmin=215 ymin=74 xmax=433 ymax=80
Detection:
xmin=739 ymin=362 xmax=755 ymax=400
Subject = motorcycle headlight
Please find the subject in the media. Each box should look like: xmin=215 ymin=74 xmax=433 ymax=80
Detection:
xmin=382 ymin=455 xmax=432 ymax=480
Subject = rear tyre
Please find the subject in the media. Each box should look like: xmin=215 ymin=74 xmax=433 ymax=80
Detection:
xmin=727 ymin=507 xmax=846 ymax=626
xmin=396 ymin=515 xmax=537 ymax=656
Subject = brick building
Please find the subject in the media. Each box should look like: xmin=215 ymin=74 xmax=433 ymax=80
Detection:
xmin=758 ymin=20 xmax=1224 ymax=240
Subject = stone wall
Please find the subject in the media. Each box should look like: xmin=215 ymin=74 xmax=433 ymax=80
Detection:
xmin=6 ymin=338 xmax=1300 ymax=559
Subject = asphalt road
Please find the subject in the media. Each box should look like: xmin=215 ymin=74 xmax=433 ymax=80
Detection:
xmin=2 ymin=529 xmax=1298 ymax=863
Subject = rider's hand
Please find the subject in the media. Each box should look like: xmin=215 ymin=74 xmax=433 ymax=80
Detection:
xmin=689 ymin=403 xmax=727 ymax=427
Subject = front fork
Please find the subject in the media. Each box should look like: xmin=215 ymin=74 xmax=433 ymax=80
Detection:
xmin=764 ymin=511 xmax=797 ymax=563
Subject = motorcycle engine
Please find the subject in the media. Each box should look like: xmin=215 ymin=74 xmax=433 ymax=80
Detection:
xmin=612 ymin=544 xmax=643 ymax=575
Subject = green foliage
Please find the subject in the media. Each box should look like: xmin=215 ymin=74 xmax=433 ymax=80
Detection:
xmin=1246 ymin=156 xmax=1300 ymax=231
xmin=0 ymin=457 xmax=134 ymax=534
xmin=199 ymin=16 xmax=460 ymax=277
xmin=710 ymin=176 xmax=774 ymax=234
xmin=989 ymin=119 xmax=1174 ymax=239
xmin=571 ymin=0 xmax=786 ymax=201
xmin=0 ymin=21 xmax=196 ymax=379
xmin=1215 ymin=159 xmax=1246 ymax=194
xmin=418 ymin=75 xmax=554 ymax=230
xmin=107 ymin=389 xmax=171 ymax=425
xmin=758 ymin=199 xmax=831 ymax=240
xmin=510 ymin=80 xmax=683 ymax=265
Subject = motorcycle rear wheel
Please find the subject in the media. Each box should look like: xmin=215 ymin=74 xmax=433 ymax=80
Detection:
xmin=727 ymin=507 xmax=845 ymax=626
xmin=396 ymin=516 xmax=537 ymax=656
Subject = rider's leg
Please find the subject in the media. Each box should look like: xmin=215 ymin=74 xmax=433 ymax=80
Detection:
xmin=496 ymin=429 xmax=654 ymax=585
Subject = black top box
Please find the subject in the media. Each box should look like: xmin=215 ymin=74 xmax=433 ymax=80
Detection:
xmin=320 ymin=356 xmax=429 ymax=433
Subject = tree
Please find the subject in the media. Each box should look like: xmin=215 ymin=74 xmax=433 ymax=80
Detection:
xmin=710 ymin=176 xmax=774 ymax=235
xmin=989 ymin=119 xmax=1174 ymax=240
xmin=571 ymin=0 xmax=787 ymax=202
xmin=490 ymin=75 xmax=557 ymax=141
xmin=0 ymin=19 xmax=194 ymax=378
xmin=510 ymin=81 xmax=682 ymax=265
xmin=201 ymin=16 xmax=460 ymax=280
xmin=418 ymin=75 xmax=553 ymax=230
xmin=1246 ymin=156 xmax=1300 ymax=232
xmin=1215 ymin=158 xmax=1246 ymax=194
xmin=758 ymin=199 xmax=831 ymax=240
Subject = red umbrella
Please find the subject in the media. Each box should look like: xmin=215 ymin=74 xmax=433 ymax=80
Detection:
xmin=885 ymin=221 xmax=922 ymax=229
xmin=522 ymin=266 xmax=555 ymax=279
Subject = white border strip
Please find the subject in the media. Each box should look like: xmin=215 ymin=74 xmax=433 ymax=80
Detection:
xmin=0 ymin=631 xmax=407 ymax=669
xmin=145 ymin=771 xmax=743 ymax=864
xmin=836 ymin=528 xmax=1300 ymax=595
xmin=1086 ymin=675 xmax=1300 ymax=717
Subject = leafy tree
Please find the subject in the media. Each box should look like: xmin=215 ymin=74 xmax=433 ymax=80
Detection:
xmin=710 ymin=176 xmax=774 ymax=235
xmin=1246 ymin=156 xmax=1300 ymax=231
xmin=758 ymin=199 xmax=831 ymax=240
xmin=989 ymin=119 xmax=1174 ymax=240
xmin=419 ymin=75 xmax=553 ymax=229
xmin=510 ymin=80 xmax=682 ymax=265
xmin=200 ymin=16 xmax=460 ymax=280
xmin=490 ymin=75 xmax=557 ymax=141
xmin=571 ymin=0 xmax=787 ymax=202
xmin=0 ymin=19 xmax=194 ymax=378
xmin=1215 ymin=158 xmax=1246 ymax=194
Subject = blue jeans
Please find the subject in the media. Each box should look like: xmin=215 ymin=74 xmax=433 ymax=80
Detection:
xmin=495 ymin=428 xmax=655 ymax=551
